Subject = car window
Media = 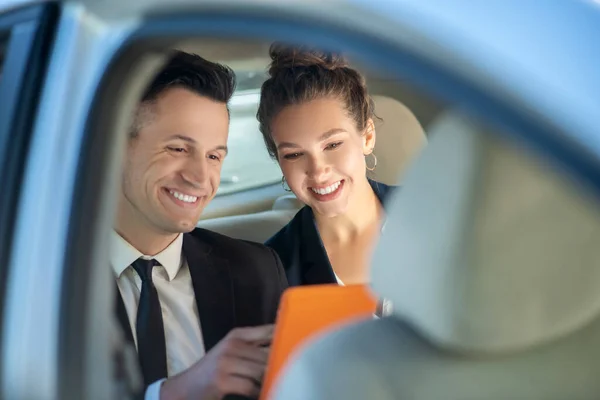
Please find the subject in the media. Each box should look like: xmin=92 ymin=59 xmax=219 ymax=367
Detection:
xmin=217 ymin=70 xmax=282 ymax=196
xmin=0 ymin=32 xmax=9 ymax=87
xmin=0 ymin=35 xmax=6 ymax=81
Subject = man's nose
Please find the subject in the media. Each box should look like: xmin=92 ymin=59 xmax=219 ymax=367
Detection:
xmin=181 ymin=156 xmax=209 ymax=188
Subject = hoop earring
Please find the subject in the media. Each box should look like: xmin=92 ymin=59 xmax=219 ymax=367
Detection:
xmin=365 ymin=152 xmax=377 ymax=171
xmin=281 ymin=176 xmax=292 ymax=192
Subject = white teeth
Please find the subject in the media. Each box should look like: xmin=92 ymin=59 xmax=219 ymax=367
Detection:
xmin=311 ymin=181 xmax=341 ymax=195
xmin=169 ymin=190 xmax=198 ymax=203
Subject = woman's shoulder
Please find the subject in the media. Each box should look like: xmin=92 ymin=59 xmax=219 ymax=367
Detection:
xmin=265 ymin=205 xmax=311 ymax=252
xmin=368 ymin=179 xmax=399 ymax=206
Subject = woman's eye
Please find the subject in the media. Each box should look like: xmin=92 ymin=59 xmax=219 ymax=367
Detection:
xmin=326 ymin=141 xmax=343 ymax=150
xmin=283 ymin=152 xmax=302 ymax=160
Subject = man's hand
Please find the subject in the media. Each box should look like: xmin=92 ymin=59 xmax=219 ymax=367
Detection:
xmin=160 ymin=325 xmax=274 ymax=400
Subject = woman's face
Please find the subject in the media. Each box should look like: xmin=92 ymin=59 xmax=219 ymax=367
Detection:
xmin=271 ymin=97 xmax=375 ymax=217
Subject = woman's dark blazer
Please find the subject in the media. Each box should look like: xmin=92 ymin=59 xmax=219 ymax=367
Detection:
xmin=265 ymin=179 xmax=396 ymax=286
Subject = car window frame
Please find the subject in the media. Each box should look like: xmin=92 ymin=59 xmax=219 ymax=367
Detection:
xmin=0 ymin=2 xmax=58 ymax=386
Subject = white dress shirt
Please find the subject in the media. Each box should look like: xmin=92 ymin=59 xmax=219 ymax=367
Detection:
xmin=111 ymin=231 xmax=205 ymax=400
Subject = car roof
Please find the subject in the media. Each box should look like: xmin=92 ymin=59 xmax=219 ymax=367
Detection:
xmin=365 ymin=0 xmax=600 ymax=155
xmin=3 ymin=0 xmax=599 ymax=159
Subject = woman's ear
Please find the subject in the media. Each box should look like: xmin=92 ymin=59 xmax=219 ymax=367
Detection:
xmin=362 ymin=118 xmax=376 ymax=154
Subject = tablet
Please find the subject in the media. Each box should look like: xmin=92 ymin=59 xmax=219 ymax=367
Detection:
xmin=260 ymin=284 xmax=378 ymax=400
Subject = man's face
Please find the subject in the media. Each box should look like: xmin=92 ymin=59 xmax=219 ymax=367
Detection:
xmin=120 ymin=87 xmax=229 ymax=235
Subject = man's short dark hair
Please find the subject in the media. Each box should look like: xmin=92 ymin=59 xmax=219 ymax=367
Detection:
xmin=131 ymin=50 xmax=237 ymax=137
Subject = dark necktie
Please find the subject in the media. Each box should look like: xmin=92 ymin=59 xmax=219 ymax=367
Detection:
xmin=131 ymin=258 xmax=168 ymax=386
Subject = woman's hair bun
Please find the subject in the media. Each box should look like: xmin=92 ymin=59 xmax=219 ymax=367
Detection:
xmin=268 ymin=43 xmax=349 ymax=76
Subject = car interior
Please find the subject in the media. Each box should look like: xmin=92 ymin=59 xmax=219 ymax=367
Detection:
xmin=1 ymin=2 xmax=598 ymax=399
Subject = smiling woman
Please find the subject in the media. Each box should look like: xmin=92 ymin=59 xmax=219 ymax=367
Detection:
xmin=258 ymin=43 xmax=394 ymax=287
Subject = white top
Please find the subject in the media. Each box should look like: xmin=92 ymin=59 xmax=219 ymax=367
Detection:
xmin=331 ymin=217 xmax=387 ymax=287
xmin=111 ymin=231 xmax=205 ymax=400
xmin=332 ymin=273 xmax=393 ymax=319
xmin=332 ymin=217 xmax=393 ymax=318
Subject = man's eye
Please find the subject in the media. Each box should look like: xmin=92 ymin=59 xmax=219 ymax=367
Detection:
xmin=168 ymin=147 xmax=186 ymax=153
xmin=208 ymin=154 xmax=221 ymax=161
xmin=325 ymin=141 xmax=343 ymax=150
xmin=283 ymin=152 xmax=302 ymax=160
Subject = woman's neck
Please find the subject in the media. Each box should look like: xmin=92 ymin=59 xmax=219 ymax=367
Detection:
xmin=314 ymin=178 xmax=383 ymax=244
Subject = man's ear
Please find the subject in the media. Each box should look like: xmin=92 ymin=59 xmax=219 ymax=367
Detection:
xmin=362 ymin=118 xmax=376 ymax=154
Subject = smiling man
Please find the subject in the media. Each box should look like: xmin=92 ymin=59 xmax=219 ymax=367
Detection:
xmin=112 ymin=51 xmax=287 ymax=400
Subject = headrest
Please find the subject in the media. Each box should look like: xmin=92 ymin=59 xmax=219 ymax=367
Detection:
xmin=370 ymin=95 xmax=427 ymax=185
xmin=272 ymin=194 xmax=304 ymax=211
xmin=371 ymin=112 xmax=600 ymax=354
xmin=198 ymin=209 xmax=297 ymax=242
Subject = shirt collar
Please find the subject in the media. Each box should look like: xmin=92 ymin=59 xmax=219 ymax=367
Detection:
xmin=110 ymin=231 xmax=184 ymax=281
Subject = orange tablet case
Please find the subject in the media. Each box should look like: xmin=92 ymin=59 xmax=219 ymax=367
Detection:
xmin=260 ymin=284 xmax=378 ymax=400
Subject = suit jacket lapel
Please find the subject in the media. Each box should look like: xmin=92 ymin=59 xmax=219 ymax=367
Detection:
xmin=115 ymin=287 xmax=135 ymax=345
xmin=299 ymin=180 xmax=395 ymax=285
xmin=368 ymin=178 xmax=395 ymax=205
xmin=299 ymin=207 xmax=338 ymax=285
xmin=183 ymin=232 xmax=236 ymax=352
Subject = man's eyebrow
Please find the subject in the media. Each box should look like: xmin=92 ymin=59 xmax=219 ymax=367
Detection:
xmin=167 ymin=135 xmax=228 ymax=155
xmin=276 ymin=128 xmax=347 ymax=150
xmin=213 ymin=145 xmax=228 ymax=155
xmin=166 ymin=134 xmax=197 ymax=144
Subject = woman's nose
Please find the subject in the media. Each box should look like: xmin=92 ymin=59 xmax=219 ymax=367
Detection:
xmin=307 ymin=156 xmax=330 ymax=181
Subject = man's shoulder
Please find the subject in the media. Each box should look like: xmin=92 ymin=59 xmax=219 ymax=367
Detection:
xmin=187 ymin=227 xmax=273 ymax=255
xmin=184 ymin=228 xmax=287 ymax=326
xmin=185 ymin=227 xmax=285 ymax=288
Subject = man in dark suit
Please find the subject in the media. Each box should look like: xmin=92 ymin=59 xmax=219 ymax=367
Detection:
xmin=112 ymin=50 xmax=287 ymax=400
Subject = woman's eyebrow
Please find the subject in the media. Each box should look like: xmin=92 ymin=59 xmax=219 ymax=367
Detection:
xmin=276 ymin=128 xmax=347 ymax=150
xmin=317 ymin=128 xmax=347 ymax=141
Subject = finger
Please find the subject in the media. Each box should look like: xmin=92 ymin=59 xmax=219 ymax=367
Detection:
xmin=220 ymin=355 xmax=267 ymax=384
xmin=228 ymin=324 xmax=274 ymax=343
xmin=222 ymin=341 xmax=270 ymax=365
xmin=217 ymin=375 xmax=261 ymax=399
xmin=228 ymin=325 xmax=274 ymax=341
